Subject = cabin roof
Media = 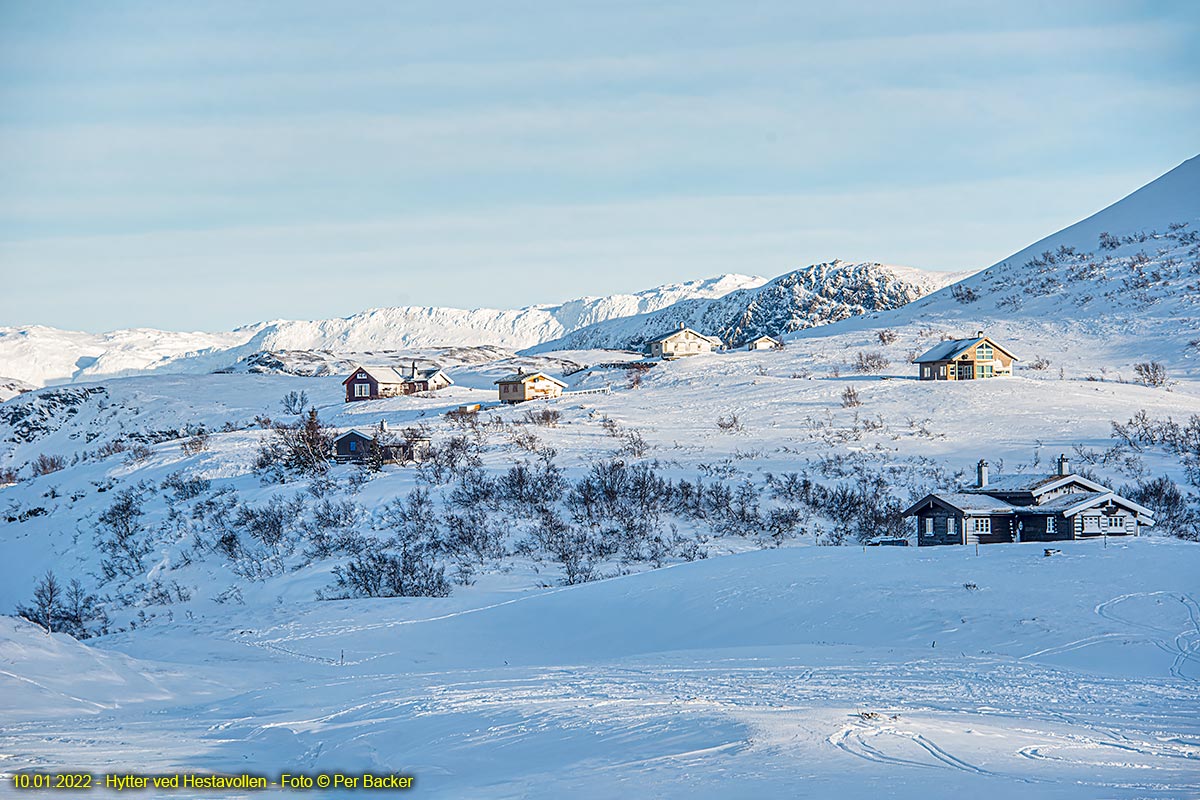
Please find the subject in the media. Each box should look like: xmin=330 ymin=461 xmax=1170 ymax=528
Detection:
xmin=966 ymin=473 xmax=1110 ymax=496
xmin=913 ymin=335 xmax=1020 ymax=364
xmin=494 ymin=371 xmax=567 ymax=387
xmin=647 ymin=326 xmax=724 ymax=345
xmin=343 ymin=364 xmax=449 ymax=386
xmin=333 ymin=428 xmax=376 ymax=442
xmin=904 ymin=492 xmax=1015 ymax=516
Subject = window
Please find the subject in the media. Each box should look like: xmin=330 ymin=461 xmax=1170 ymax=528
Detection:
xmin=976 ymin=364 xmax=994 ymax=379
xmin=938 ymin=366 xmax=946 ymax=378
xmin=354 ymin=383 xmax=371 ymax=397
xmin=976 ymin=343 xmax=994 ymax=361
xmin=349 ymin=440 xmax=357 ymax=452
xmin=923 ymin=366 xmax=931 ymax=378
xmin=1047 ymin=517 xmax=1056 ymax=535
xmin=957 ymin=363 xmax=973 ymax=380
xmin=357 ymin=372 xmax=367 ymax=378
xmin=1107 ymin=515 xmax=1124 ymax=529
xmin=925 ymin=517 xmax=933 ymax=535
xmin=972 ymin=517 xmax=991 ymax=534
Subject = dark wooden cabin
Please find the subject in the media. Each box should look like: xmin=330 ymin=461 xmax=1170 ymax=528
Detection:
xmin=904 ymin=455 xmax=1154 ymax=547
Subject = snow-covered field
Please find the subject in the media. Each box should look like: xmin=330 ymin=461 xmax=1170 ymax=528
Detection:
xmin=3 ymin=540 xmax=1198 ymax=798
xmin=1 ymin=157 xmax=1198 ymax=797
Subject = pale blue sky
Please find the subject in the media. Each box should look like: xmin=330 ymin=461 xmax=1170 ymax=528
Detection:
xmin=1 ymin=1 xmax=1197 ymax=331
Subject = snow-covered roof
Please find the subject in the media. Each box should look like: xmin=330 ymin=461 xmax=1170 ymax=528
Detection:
xmin=334 ymin=428 xmax=377 ymax=442
xmin=344 ymin=364 xmax=450 ymax=385
xmin=967 ymin=473 xmax=1109 ymax=496
xmin=912 ymin=335 xmax=1019 ymax=363
xmin=647 ymin=326 xmax=724 ymax=345
xmin=494 ymin=371 xmax=567 ymax=387
xmin=1031 ymin=491 xmax=1154 ymax=519
xmin=905 ymin=493 xmax=1015 ymax=515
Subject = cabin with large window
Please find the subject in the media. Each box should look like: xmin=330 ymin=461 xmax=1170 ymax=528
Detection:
xmin=913 ymin=332 xmax=1018 ymax=381
xmin=344 ymin=363 xmax=453 ymax=402
xmin=495 ymin=371 xmax=567 ymax=404
xmin=647 ymin=323 xmax=724 ymax=359
xmin=903 ymin=455 xmax=1154 ymax=547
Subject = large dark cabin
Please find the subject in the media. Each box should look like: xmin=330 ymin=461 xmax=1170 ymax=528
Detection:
xmin=903 ymin=455 xmax=1154 ymax=547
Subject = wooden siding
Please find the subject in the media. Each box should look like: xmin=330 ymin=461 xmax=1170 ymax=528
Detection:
xmin=915 ymin=509 xmax=963 ymax=547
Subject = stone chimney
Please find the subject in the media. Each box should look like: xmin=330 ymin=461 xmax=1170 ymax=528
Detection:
xmin=1057 ymin=454 xmax=1070 ymax=476
xmin=976 ymin=330 xmax=984 ymax=338
xmin=678 ymin=321 xmax=686 ymax=330
xmin=976 ymin=459 xmax=989 ymax=488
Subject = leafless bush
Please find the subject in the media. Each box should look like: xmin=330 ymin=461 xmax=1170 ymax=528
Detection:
xmin=523 ymin=408 xmax=561 ymax=426
xmin=181 ymin=430 xmax=210 ymax=455
xmin=125 ymin=443 xmax=154 ymax=463
xmin=841 ymin=387 xmax=862 ymax=408
xmin=1133 ymin=362 xmax=1168 ymax=387
xmin=256 ymin=408 xmax=334 ymax=477
xmin=1028 ymin=356 xmax=1052 ymax=371
xmin=279 ymin=390 xmax=309 ymax=415
xmin=876 ymin=329 xmax=898 ymax=345
xmin=716 ymin=414 xmax=744 ymax=433
xmin=618 ymin=428 xmax=649 ymax=457
xmin=854 ymin=352 xmax=889 ymax=374
xmin=951 ymin=284 xmax=979 ymax=303
xmin=31 ymin=453 xmax=66 ymax=476
xmin=95 ymin=440 xmax=127 ymax=459
xmin=509 ymin=428 xmax=541 ymax=452
xmin=0 ymin=466 xmax=19 ymax=484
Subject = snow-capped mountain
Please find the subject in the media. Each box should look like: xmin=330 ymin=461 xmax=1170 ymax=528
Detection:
xmin=529 ymin=261 xmax=966 ymax=352
xmin=0 ymin=274 xmax=764 ymax=387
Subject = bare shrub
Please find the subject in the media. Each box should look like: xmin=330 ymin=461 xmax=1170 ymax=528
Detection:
xmin=523 ymin=408 xmax=561 ymax=427
xmin=31 ymin=453 xmax=66 ymax=476
xmin=1121 ymin=476 xmax=1197 ymax=541
xmin=716 ymin=414 xmax=744 ymax=433
xmin=0 ymin=466 xmax=19 ymax=484
xmin=854 ymin=352 xmax=889 ymax=374
xmin=181 ymin=430 xmax=210 ymax=456
xmin=1028 ymin=356 xmax=1052 ymax=371
xmin=509 ymin=428 xmax=541 ymax=452
xmin=1133 ymin=362 xmax=1168 ymax=387
xmin=95 ymin=440 xmax=127 ymax=459
xmin=618 ymin=429 xmax=649 ymax=458
xmin=841 ymin=387 xmax=862 ymax=408
xmin=280 ymin=390 xmax=309 ymax=415
xmin=125 ymin=443 xmax=154 ymax=463
xmin=876 ymin=329 xmax=899 ymax=345
xmin=256 ymin=408 xmax=334 ymax=477
xmin=951 ymin=284 xmax=979 ymax=303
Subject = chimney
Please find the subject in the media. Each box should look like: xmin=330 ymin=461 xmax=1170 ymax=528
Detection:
xmin=976 ymin=459 xmax=989 ymax=488
xmin=1057 ymin=454 xmax=1070 ymax=476
xmin=411 ymin=360 xmax=417 ymax=379
xmin=976 ymin=330 xmax=984 ymax=338
xmin=679 ymin=321 xmax=686 ymax=330
xmin=380 ymin=420 xmax=388 ymax=432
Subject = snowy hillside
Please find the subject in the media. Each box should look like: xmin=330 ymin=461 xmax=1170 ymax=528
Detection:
xmin=791 ymin=155 xmax=1200 ymax=379
xmin=531 ymin=261 xmax=965 ymax=352
xmin=0 ymin=275 xmax=764 ymax=387
xmin=1 ymin=157 xmax=1198 ymax=798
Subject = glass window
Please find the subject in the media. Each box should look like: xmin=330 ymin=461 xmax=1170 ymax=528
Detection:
xmin=976 ymin=343 xmax=994 ymax=361
xmin=972 ymin=517 xmax=991 ymax=533
xmin=1047 ymin=517 xmax=1056 ymax=534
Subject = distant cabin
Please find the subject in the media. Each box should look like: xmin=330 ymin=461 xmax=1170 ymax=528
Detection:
xmin=913 ymin=331 xmax=1017 ymax=381
xmin=903 ymin=455 xmax=1154 ymax=547
xmin=333 ymin=428 xmax=431 ymax=464
xmin=495 ymin=371 xmax=567 ymax=404
xmin=647 ymin=323 xmax=724 ymax=359
xmin=747 ymin=335 xmax=784 ymax=351
xmin=344 ymin=363 xmax=453 ymax=402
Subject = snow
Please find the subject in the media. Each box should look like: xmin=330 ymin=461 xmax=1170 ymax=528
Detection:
xmin=2 ymin=541 xmax=1198 ymax=797
xmin=0 ymin=157 xmax=1198 ymax=797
